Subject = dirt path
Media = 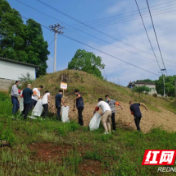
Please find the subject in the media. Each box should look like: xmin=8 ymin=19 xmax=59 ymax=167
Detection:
xmin=49 ymin=96 xmax=176 ymax=133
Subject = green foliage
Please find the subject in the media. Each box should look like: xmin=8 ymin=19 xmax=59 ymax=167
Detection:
xmin=0 ymin=0 xmax=50 ymax=76
xmin=18 ymin=73 xmax=34 ymax=88
xmin=155 ymin=75 xmax=176 ymax=96
xmin=132 ymin=85 xmax=150 ymax=96
xmin=84 ymin=151 xmax=103 ymax=161
xmin=68 ymin=49 xmax=105 ymax=79
xmin=136 ymin=79 xmax=155 ymax=83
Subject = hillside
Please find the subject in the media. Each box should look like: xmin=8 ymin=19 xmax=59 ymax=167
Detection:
xmin=32 ymin=70 xmax=176 ymax=133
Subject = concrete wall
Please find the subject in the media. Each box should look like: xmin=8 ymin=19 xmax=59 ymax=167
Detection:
xmin=134 ymin=84 xmax=157 ymax=95
xmin=0 ymin=78 xmax=14 ymax=91
xmin=0 ymin=60 xmax=36 ymax=81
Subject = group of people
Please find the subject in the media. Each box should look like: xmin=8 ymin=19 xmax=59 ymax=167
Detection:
xmin=11 ymin=80 xmax=147 ymax=133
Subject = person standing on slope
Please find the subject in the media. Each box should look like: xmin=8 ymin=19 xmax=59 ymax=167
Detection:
xmin=73 ymin=89 xmax=84 ymax=126
xmin=42 ymin=91 xmax=51 ymax=118
xmin=129 ymin=100 xmax=147 ymax=131
xmin=105 ymin=95 xmax=123 ymax=131
xmin=55 ymin=90 xmax=66 ymax=120
xmin=11 ymin=80 xmax=21 ymax=115
xmin=94 ymin=98 xmax=112 ymax=134
xmin=30 ymin=86 xmax=43 ymax=110
xmin=22 ymin=84 xmax=33 ymax=120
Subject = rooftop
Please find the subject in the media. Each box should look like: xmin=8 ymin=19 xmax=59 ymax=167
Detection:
xmin=134 ymin=82 xmax=155 ymax=85
xmin=0 ymin=57 xmax=40 ymax=68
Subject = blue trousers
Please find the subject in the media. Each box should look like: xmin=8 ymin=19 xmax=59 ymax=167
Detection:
xmin=56 ymin=106 xmax=61 ymax=120
xmin=11 ymin=96 xmax=19 ymax=115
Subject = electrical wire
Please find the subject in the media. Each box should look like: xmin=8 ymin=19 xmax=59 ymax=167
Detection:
xmin=35 ymin=0 xmax=163 ymax=58
xmin=16 ymin=0 xmax=176 ymax=67
xmin=134 ymin=0 xmax=161 ymax=71
xmin=146 ymin=0 xmax=167 ymax=75
xmin=21 ymin=15 xmax=160 ymax=77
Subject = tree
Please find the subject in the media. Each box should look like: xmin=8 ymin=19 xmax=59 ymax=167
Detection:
xmin=0 ymin=0 xmax=50 ymax=76
xmin=24 ymin=19 xmax=50 ymax=76
xmin=155 ymin=75 xmax=176 ymax=97
xmin=132 ymin=85 xmax=150 ymax=97
xmin=68 ymin=49 xmax=105 ymax=79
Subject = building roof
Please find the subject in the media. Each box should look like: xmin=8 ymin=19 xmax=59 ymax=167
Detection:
xmin=0 ymin=57 xmax=40 ymax=68
xmin=134 ymin=82 xmax=155 ymax=85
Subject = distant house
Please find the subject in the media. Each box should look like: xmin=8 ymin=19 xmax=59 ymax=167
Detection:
xmin=0 ymin=57 xmax=39 ymax=91
xmin=133 ymin=82 xmax=157 ymax=95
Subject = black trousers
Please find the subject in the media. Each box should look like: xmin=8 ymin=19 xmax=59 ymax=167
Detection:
xmin=134 ymin=116 xmax=142 ymax=131
xmin=43 ymin=104 xmax=48 ymax=118
xmin=77 ymin=107 xmax=84 ymax=126
xmin=56 ymin=106 xmax=61 ymax=120
xmin=23 ymin=103 xmax=30 ymax=120
xmin=30 ymin=99 xmax=37 ymax=110
xmin=111 ymin=113 xmax=116 ymax=131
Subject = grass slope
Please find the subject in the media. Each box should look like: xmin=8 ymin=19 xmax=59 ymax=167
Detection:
xmin=33 ymin=70 xmax=176 ymax=113
xmin=0 ymin=72 xmax=176 ymax=175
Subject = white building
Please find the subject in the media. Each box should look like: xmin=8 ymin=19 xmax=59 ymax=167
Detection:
xmin=0 ymin=58 xmax=39 ymax=90
xmin=134 ymin=82 xmax=157 ymax=95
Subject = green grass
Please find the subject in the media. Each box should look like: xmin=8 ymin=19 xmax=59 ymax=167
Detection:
xmin=1 ymin=71 xmax=176 ymax=175
xmin=0 ymin=92 xmax=176 ymax=175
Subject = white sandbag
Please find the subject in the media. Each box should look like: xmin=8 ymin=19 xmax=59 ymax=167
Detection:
xmin=89 ymin=113 xmax=101 ymax=131
xmin=32 ymin=99 xmax=43 ymax=117
xmin=20 ymin=98 xmax=24 ymax=112
xmin=61 ymin=106 xmax=70 ymax=123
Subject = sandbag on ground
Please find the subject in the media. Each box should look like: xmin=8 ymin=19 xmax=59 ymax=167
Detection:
xmin=32 ymin=99 xmax=43 ymax=117
xmin=61 ymin=106 xmax=70 ymax=123
xmin=89 ymin=113 xmax=101 ymax=131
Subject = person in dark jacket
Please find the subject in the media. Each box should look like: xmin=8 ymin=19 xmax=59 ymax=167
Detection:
xmin=129 ymin=100 xmax=147 ymax=131
xmin=55 ymin=90 xmax=66 ymax=120
xmin=73 ymin=89 xmax=84 ymax=126
xmin=22 ymin=84 xmax=33 ymax=120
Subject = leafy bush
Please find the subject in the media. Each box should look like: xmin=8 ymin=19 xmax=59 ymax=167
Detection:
xmin=153 ymin=93 xmax=157 ymax=98
xmin=84 ymin=151 xmax=103 ymax=161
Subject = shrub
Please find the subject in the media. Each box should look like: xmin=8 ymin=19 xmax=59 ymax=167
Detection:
xmin=153 ymin=93 xmax=157 ymax=98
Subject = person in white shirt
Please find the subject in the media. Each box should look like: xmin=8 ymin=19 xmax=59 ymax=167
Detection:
xmin=42 ymin=90 xmax=51 ymax=118
xmin=93 ymin=98 xmax=112 ymax=134
xmin=30 ymin=85 xmax=43 ymax=110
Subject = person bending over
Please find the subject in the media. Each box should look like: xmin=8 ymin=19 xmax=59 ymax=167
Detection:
xmin=94 ymin=98 xmax=112 ymax=134
xmin=129 ymin=100 xmax=147 ymax=131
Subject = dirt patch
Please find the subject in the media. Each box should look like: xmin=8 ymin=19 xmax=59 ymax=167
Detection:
xmin=79 ymin=159 xmax=106 ymax=176
xmin=29 ymin=143 xmax=92 ymax=162
xmin=29 ymin=143 xmax=73 ymax=162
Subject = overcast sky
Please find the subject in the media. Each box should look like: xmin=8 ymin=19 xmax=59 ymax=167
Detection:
xmin=8 ymin=0 xmax=176 ymax=86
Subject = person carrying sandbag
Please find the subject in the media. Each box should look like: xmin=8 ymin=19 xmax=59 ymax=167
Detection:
xmin=93 ymin=98 xmax=112 ymax=134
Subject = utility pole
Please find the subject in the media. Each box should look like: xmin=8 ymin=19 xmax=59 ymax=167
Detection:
xmin=161 ymin=69 xmax=166 ymax=97
xmin=49 ymin=23 xmax=64 ymax=72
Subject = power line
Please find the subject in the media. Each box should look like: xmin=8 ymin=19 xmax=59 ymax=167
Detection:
xmin=21 ymin=15 xmax=160 ymax=77
xmin=146 ymin=0 xmax=167 ymax=75
xmin=69 ymin=0 xmax=176 ymax=27
xmin=134 ymin=0 xmax=161 ymax=71
xmin=67 ymin=2 xmax=176 ymax=30
xmin=15 ymin=0 xmax=176 ymax=67
xmin=14 ymin=0 xmax=161 ymax=65
xmin=35 ymin=0 xmax=162 ymax=57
